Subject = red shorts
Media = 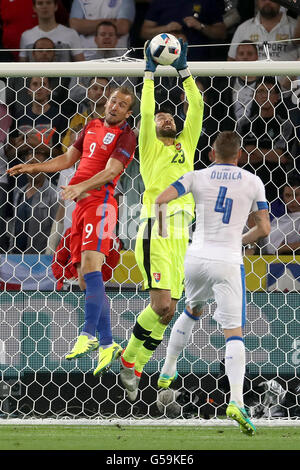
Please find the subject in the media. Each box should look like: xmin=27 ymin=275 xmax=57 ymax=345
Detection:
xmin=70 ymin=194 xmax=118 ymax=266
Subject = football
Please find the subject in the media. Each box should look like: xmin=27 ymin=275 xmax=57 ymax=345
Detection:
xmin=156 ymin=388 xmax=182 ymax=418
xmin=149 ymin=33 xmax=181 ymax=66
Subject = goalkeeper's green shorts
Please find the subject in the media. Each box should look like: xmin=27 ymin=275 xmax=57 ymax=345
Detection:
xmin=134 ymin=213 xmax=190 ymax=300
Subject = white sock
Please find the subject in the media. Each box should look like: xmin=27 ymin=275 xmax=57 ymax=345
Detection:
xmin=225 ymin=337 xmax=245 ymax=408
xmin=161 ymin=310 xmax=198 ymax=377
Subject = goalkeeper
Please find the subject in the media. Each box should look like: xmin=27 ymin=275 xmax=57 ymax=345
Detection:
xmin=120 ymin=39 xmax=204 ymax=401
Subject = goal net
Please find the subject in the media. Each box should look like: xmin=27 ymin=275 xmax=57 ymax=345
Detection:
xmin=0 ymin=52 xmax=299 ymax=426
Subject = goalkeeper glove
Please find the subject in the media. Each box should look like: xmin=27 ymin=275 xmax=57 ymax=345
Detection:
xmin=172 ymin=39 xmax=190 ymax=79
xmin=144 ymin=40 xmax=157 ymax=74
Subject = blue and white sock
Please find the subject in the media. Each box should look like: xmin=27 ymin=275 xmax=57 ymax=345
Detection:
xmin=160 ymin=309 xmax=198 ymax=377
xmin=81 ymin=271 xmax=105 ymax=339
xmin=96 ymin=293 xmax=113 ymax=349
xmin=225 ymin=336 xmax=245 ymax=408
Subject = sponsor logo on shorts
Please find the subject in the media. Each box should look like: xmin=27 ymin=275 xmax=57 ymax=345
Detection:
xmin=153 ymin=272 xmax=161 ymax=282
xmin=103 ymin=132 xmax=115 ymax=145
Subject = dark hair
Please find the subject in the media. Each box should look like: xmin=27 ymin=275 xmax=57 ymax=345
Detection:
xmin=155 ymin=104 xmax=175 ymax=116
xmin=256 ymin=76 xmax=281 ymax=94
xmin=33 ymin=0 xmax=58 ymax=4
xmin=96 ymin=20 xmax=118 ymax=36
xmin=26 ymin=76 xmax=52 ymax=89
xmin=249 ymin=76 xmax=287 ymax=119
xmin=286 ymin=172 xmax=300 ymax=189
xmin=33 ymin=37 xmax=56 ymax=50
xmin=214 ymin=131 xmax=241 ymax=160
xmin=88 ymin=76 xmax=110 ymax=86
xmin=237 ymin=40 xmax=258 ymax=55
xmin=114 ymin=85 xmax=136 ymax=110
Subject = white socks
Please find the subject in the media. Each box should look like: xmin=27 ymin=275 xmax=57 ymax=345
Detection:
xmin=160 ymin=310 xmax=198 ymax=377
xmin=225 ymin=337 xmax=246 ymax=408
xmin=161 ymin=312 xmax=246 ymax=409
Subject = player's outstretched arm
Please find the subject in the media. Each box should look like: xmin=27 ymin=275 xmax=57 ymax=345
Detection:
xmin=144 ymin=40 xmax=157 ymax=76
xmin=171 ymin=38 xmax=190 ymax=78
xmin=156 ymin=184 xmax=179 ymax=206
xmin=172 ymin=39 xmax=204 ymax=153
xmin=7 ymin=146 xmax=81 ymax=177
xmin=139 ymin=41 xmax=159 ymax=166
xmin=242 ymin=210 xmax=271 ymax=245
xmin=61 ymin=157 xmax=124 ymax=201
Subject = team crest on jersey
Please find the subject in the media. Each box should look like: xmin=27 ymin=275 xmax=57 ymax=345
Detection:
xmin=153 ymin=273 xmax=161 ymax=282
xmin=103 ymin=132 xmax=116 ymax=145
xmin=176 ymin=143 xmax=181 ymax=151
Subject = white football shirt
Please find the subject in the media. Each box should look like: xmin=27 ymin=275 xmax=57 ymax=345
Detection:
xmin=228 ymin=11 xmax=300 ymax=61
xmin=19 ymin=25 xmax=83 ymax=61
xmin=172 ymin=164 xmax=268 ymax=264
xmin=70 ymin=0 xmax=136 ymax=59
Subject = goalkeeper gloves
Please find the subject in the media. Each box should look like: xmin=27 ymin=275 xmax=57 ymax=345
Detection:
xmin=172 ymin=39 xmax=190 ymax=79
xmin=144 ymin=40 xmax=157 ymax=74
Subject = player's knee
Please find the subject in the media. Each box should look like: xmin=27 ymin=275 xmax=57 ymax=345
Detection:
xmin=160 ymin=310 xmax=175 ymax=325
xmin=81 ymin=251 xmax=105 ymax=275
xmin=152 ymin=302 xmax=171 ymax=318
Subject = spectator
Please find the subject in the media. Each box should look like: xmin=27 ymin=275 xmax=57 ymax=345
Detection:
xmin=65 ymin=77 xmax=112 ymax=148
xmin=32 ymin=37 xmax=74 ymax=115
xmin=0 ymin=79 xmax=12 ymax=252
xmin=260 ymin=173 xmax=300 ymax=255
xmin=228 ymin=0 xmax=300 ymax=61
xmin=7 ymin=76 xmax=68 ymax=166
xmin=91 ymin=20 xmax=119 ymax=60
xmin=213 ymin=40 xmax=259 ymax=132
xmin=0 ymin=0 xmax=38 ymax=60
xmin=32 ymin=36 xmax=57 ymax=62
xmin=68 ymin=20 xmax=136 ymax=100
xmin=140 ymin=0 xmax=226 ymax=61
xmin=115 ymin=119 xmax=144 ymax=250
xmin=7 ymin=37 xmax=75 ymax=118
xmin=8 ymin=149 xmax=59 ymax=254
xmin=47 ymin=124 xmax=83 ymax=254
xmin=69 ymin=0 xmax=136 ymax=60
xmin=238 ymin=76 xmax=297 ymax=203
xmin=19 ymin=0 xmax=85 ymax=62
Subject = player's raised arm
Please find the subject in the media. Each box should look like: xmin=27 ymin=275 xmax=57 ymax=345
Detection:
xmin=138 ymin=41 xmax=158 ymax=159
xmin=7 ymin=145 xmax=81 ymax=176
xmin=172 ymin=40 xmax=204 ymax=156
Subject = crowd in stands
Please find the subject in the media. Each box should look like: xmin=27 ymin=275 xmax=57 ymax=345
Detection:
xmin=0 ymin=0 xmax=299 ymax=277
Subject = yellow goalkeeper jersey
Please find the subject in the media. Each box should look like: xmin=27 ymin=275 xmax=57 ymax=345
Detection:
xmin=138 ymin=75 xmax=204 ymax=220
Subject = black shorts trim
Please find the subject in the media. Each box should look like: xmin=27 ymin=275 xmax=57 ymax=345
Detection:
xmin=142 ymin=218 xmax=155 ymax=289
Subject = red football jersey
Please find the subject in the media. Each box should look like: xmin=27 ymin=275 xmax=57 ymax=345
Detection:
xmin=70 ymin=118 xmax=136 ymax=202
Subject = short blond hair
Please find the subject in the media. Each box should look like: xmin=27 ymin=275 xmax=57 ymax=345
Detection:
xmin=213 ymin=131 xmax=241 ymax=161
